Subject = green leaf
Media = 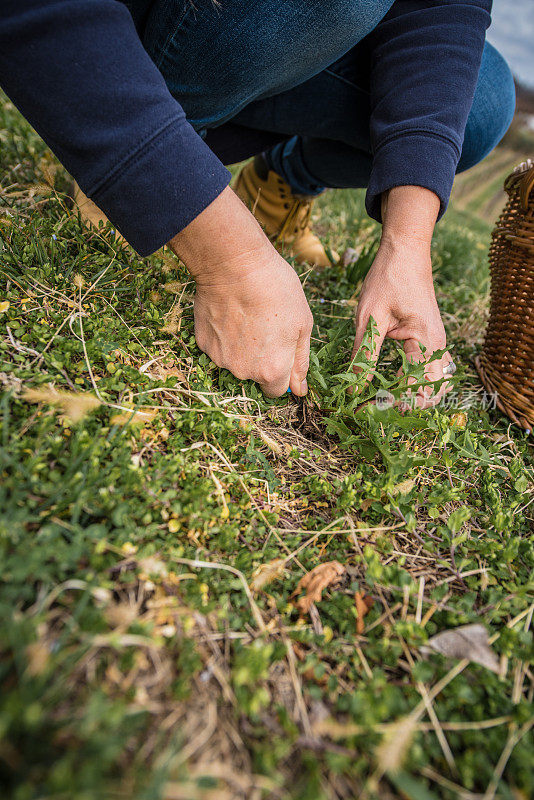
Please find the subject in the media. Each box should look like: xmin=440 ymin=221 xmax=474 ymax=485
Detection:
xmin=447 ymin=506 xmax=472 ymax=533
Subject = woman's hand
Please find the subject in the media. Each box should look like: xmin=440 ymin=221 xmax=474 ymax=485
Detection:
xmin=169 ymin=186 xmax=313 ymax=397
xmin=352 ymin=186 xmax=452 ymax=408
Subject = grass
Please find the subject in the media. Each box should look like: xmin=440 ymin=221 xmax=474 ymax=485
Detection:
xmin=1 ymin=94 xmax=533 ymax=800
xmin=449 ymin=148 xmax=528 ymax=223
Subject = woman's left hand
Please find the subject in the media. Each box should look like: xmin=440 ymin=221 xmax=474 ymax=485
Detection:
xmin=352 ymin=231 xmax=453 ymax=409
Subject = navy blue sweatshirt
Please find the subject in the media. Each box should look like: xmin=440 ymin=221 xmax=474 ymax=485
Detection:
xmin=0 ymin=1 xmax=491 ymax=256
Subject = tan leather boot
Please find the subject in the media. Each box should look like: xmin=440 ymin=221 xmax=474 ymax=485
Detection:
xmin=234 ymin=156 xmax=337 ymax=267
xmin=71 ymin=181 xmax=126 ymax=244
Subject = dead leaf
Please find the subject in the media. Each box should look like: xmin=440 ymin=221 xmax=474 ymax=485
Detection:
xmin=23 ymin=387 xmax=101 ymax=422
xmin=250 ymin=559 xmax=286 ymax=592
xmin=292 ymin=561 xmax=345 ymax=615
xmin=355 ymin=591 xmax=374 ymax=634
xmin=421 ymin=623 xmax=499 ymax=674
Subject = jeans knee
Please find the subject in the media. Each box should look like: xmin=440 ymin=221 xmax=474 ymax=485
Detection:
xmin=459 ymin=43 xmax=516 ymax=172
xmin=201 ymin=0 xmax=396 ymax=124
xmin=145 ymin=0 xmax=396 ymax=128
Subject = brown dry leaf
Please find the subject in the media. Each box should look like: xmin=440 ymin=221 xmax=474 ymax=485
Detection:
xmin=424 ymin=624 xmax=500 ymax=673
xmin=421 ymin=623 xmax=500 ymax=674
xmin=293 ymin=561 xmax=345 ymax=615
xmin=249 ymin=558 xmax=287 ymax=593
xmin=375 ymin=715 xmax=418 ymax=775
xmin=355 ymin=591 xmax=374 ymax=634
xmin=23 ymin=387 xmax=101 ymax=422
xmin=110 ymin=408 xmax=157 ymax=425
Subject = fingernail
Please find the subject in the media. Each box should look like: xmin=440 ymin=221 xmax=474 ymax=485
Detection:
xmin=300 ymin=379 xmax=308 ymax=395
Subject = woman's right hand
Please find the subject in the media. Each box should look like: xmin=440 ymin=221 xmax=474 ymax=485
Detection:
xmin=169 ymin=186 xmax=313 ymax=397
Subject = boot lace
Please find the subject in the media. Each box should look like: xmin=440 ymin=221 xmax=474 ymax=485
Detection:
xmin=277 ymin=196 xmax=313 ymax=242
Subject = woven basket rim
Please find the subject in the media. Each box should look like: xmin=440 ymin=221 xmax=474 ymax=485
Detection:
xmin=477 ymin=159 xmax=534 ymax=432
xmin=505 ymin=159 xmax=534 ymax=209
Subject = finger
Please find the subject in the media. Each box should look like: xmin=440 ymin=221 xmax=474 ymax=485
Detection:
xmin=258 ymin=355 xmax=293 ymax=398
xmin=402 ymin=337 xmax=426 ymax=365
xmin=260 ymin=377 xmax=292 ymax=398
xmin=289 ymin=320 xmax=312 ymax=396
xmin=401 ymin=340 xmax=452 ymax=409
xmin=421 ymin=348 xmax=454 ymax=407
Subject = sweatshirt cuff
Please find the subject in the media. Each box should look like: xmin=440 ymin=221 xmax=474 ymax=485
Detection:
xmin=365 ymin=133 xmax=460 ymax=225
xmin=90 ymin=116 xmax=232 ymax=256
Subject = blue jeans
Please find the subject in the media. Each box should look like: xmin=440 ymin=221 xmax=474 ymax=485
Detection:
xmin=129 ymin=0 xmax=515 ymax=196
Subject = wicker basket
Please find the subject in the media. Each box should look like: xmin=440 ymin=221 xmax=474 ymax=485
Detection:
xmin=475 ymin=159 xmax=534 ymax=431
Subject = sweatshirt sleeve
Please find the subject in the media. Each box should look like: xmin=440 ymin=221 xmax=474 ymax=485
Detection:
xmin=365 ymin=0 xmax=492 ymax=223
xmin=0 ymin=0 xmax=231 ymax=256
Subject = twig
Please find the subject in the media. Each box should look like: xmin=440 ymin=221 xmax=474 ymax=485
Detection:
xmin=171 ymin=556 xmax=266 ymax=632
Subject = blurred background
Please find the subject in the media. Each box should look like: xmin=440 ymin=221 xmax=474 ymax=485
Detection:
xmin=489 ymin=0 xmax=533 ymax=90
xmin=451 ymin=0 xmax=534 ymax=219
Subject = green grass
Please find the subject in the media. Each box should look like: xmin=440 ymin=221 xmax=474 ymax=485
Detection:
xmin=1 ymin=95 xmax=533 ymax=800
xmin=449 ymin=147 xmax=529 ymax=224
